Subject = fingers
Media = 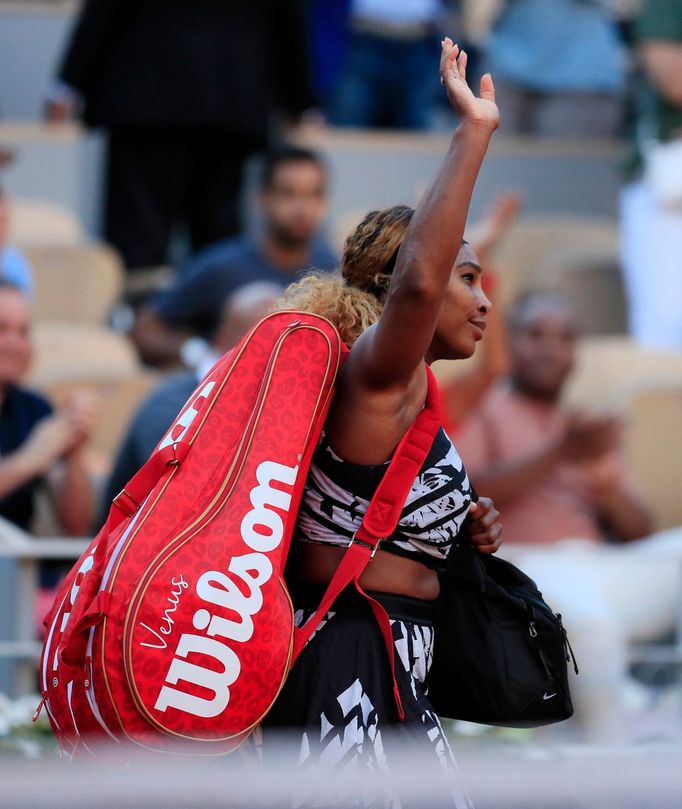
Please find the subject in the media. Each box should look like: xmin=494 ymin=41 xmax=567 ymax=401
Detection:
xmin=475 ymin=540 xmax=503 ymax=554
xmin=31 ymin=415 xmax=76 ymax=459
xmin=68 ymin=412 xmax=94 ymax=438
xmin=62 ymin=389 xmax=97 ymax=440
xmin=466 ymin=499 xmax=498 ymax=532
xmin=457 ymin=49 xmax=468 ymax=81
xmin=439 ymin=38 xmax=467 ymax=81
xmin=440 ymin=37 xmax=460 ymax=85
xmin=469 ymin=523 xmax=503 ymax=554
xmin=468 ymin=509 xmax=499 ymax=533
xmin=467 ymin=496 xmax=493 ymax=518
xmin=469 ymin=519 xmax=501 ymax=540
xmin=479 ymin=72 xmax=495 ymax=102
xmin=467 ymin=495 xmax=502 ymax=553
xmin=493 ymin=192 xmax=524 ymax=225
xmin=440 ymin=37 xmax=457 ymax=68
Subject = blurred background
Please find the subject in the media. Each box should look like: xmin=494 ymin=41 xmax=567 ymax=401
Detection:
xmin=0 ymin=0 xmax=681 ymax=801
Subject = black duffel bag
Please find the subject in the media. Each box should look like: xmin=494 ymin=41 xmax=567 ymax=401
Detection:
xmin=428 ymin=540 xmax=578 ymax=727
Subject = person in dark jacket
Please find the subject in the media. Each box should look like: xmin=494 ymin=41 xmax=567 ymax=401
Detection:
xmin=46 ymin=0 xmax=317 ymax=270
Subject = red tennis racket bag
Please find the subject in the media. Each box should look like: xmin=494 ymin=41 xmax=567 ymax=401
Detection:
xmin=38 ymin=312 xmax=344 ymax=756
xmin=38 ymin=310 xmax=442 ymax=758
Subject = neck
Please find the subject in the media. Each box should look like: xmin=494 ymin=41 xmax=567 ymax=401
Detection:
xmin=262 ymin=233 xmax=310 ymax=270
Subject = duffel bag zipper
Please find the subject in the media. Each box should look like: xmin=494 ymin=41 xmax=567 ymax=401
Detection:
xmin=526 ymin=606 xmax=552 ymax=678
xmin=528 ymin=608 xmax=579 ymax=679
xmin=557 ymin=613 xmax=579 ymax=674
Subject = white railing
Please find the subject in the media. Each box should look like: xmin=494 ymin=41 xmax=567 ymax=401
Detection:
xmin=1 ymin=514 xmax=681 ymax=729
xmin=0 ymin=516 xmax=88 ymax=696
xmin=629 ymin=576 xmax=682 ymax=730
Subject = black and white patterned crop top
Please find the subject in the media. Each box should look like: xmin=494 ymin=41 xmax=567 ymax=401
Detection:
xmin=295 ymin=427 xmax=473 ymax=570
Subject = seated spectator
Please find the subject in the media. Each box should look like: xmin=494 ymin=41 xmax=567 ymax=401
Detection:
xmin=101 ymin=281 xmax=282 ymax=520
xmin=330 ymin=0 xmax=443 ymax=129
xmin=456 ymin=291 xmax=682 ymax=742
xmin=0 ymin=283 xmax=95 ymax=630
xmin=0 ymin=187 xmax=34 ymax=295
xmin=132 ymin=147 xmax=337 ymax=367
xmin=457 ymin=290 xmax=652 ymax=543
xmin=0 ymin=283 xmax=94 ymax=535
xmin=485 ymin=0 xmax=626 ymax=137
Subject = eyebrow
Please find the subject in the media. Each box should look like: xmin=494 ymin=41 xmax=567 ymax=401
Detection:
xmin=456 ymin=260 xmax=482 ymax=274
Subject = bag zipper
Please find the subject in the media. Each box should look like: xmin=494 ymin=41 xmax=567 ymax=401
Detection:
xmin=557 ymin=613 xmax=579 ymax=675
xmin=526 ymin=605 xmax=551 ymax=678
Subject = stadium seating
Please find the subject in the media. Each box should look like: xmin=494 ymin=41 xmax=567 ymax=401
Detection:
xmin=492 ymin=215 xmax=619 ymax=307
xmin=9 ymin=197 xmax=83 ymax=246
xmin=621 ymin=383 xmax=682 ymax=532
xmin=29 ymin=322 xmax=140 ymax=386
xmin=564 ymin=337 xmax=682 ymax=409
xmin=23 ymin=242 xmax=124 ymax=326
xmin=542 ymin=248 xmax=628 ymax=336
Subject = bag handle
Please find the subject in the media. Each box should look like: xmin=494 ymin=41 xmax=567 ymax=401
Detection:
xmin=291 ymin=367 xmax=442 ymax=720
xmin=107 ymin=440 xmax=190 ymax=532
xmin=58 ymin=440 xmax=191 ymax=668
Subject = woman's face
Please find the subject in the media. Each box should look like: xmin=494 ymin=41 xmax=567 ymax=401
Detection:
xmin=428 ymin=243 xmax=491 ymax=362
xmin=0 ymin=288 xmax=32 ymax=384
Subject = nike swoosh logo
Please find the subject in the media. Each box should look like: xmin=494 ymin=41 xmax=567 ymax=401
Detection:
xmin=543 ymin=692 xmax=557 ymax=700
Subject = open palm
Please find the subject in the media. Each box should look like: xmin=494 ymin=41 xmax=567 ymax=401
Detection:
xmin=440 ymin=38 xmax=499 ymax=132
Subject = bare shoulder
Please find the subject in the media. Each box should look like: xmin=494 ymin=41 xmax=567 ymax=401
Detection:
xmin=324 ymin=348 xmax=428 ymax=466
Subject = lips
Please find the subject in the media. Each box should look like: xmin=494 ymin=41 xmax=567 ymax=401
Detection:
xmin=469 ymin=319 xmax=487 ymax=338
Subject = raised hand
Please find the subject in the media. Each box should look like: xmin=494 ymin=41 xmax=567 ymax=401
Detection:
xmin=440 ymin=37 xmax=499 ymax=132
xmin=473 ymin=191 xmax=524 ymax=264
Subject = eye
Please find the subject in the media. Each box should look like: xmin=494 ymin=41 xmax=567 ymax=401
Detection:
xmin=461 ymin=273 xmax=475 ymax=284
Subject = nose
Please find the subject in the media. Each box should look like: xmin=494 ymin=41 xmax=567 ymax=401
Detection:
xmin=476 ymin=287 xmax=492 ymax=315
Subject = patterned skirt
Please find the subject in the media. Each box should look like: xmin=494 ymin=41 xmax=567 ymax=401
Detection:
xmin=261 ymin=585 xmax=473 ymax=809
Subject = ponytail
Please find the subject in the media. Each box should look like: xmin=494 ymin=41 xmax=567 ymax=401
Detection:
xmin=274 ymin=272 xmax=383 ymax=346
xmin=274 ymin=204 xmax=415 ymax=345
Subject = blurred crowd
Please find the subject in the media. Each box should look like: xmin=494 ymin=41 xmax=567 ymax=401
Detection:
xmin=0 ymin=0 xmax=681 ymax=746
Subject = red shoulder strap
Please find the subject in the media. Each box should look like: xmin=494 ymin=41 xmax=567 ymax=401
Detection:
xmin=291 ymin=367 xmax=443 ymax=720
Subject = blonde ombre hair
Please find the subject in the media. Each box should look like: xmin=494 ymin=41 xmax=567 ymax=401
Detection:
xmin=275 ymin=205 xmax=414 ymax=345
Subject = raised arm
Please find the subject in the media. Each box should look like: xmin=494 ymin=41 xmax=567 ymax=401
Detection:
xmin=348 ymin=41 xmax=497 ymax=395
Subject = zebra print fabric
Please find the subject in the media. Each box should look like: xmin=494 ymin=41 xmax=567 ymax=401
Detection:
xmin=296 ymin=428 xmax=473 ymax=568
xmin=262 ymin=593 xmax=473 ymax=809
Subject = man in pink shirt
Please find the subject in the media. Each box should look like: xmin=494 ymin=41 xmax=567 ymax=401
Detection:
xmin=456 ymin=291 xmax=652 ymax=545
xmin=457 ymin=291 xmax=681 ymax=743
